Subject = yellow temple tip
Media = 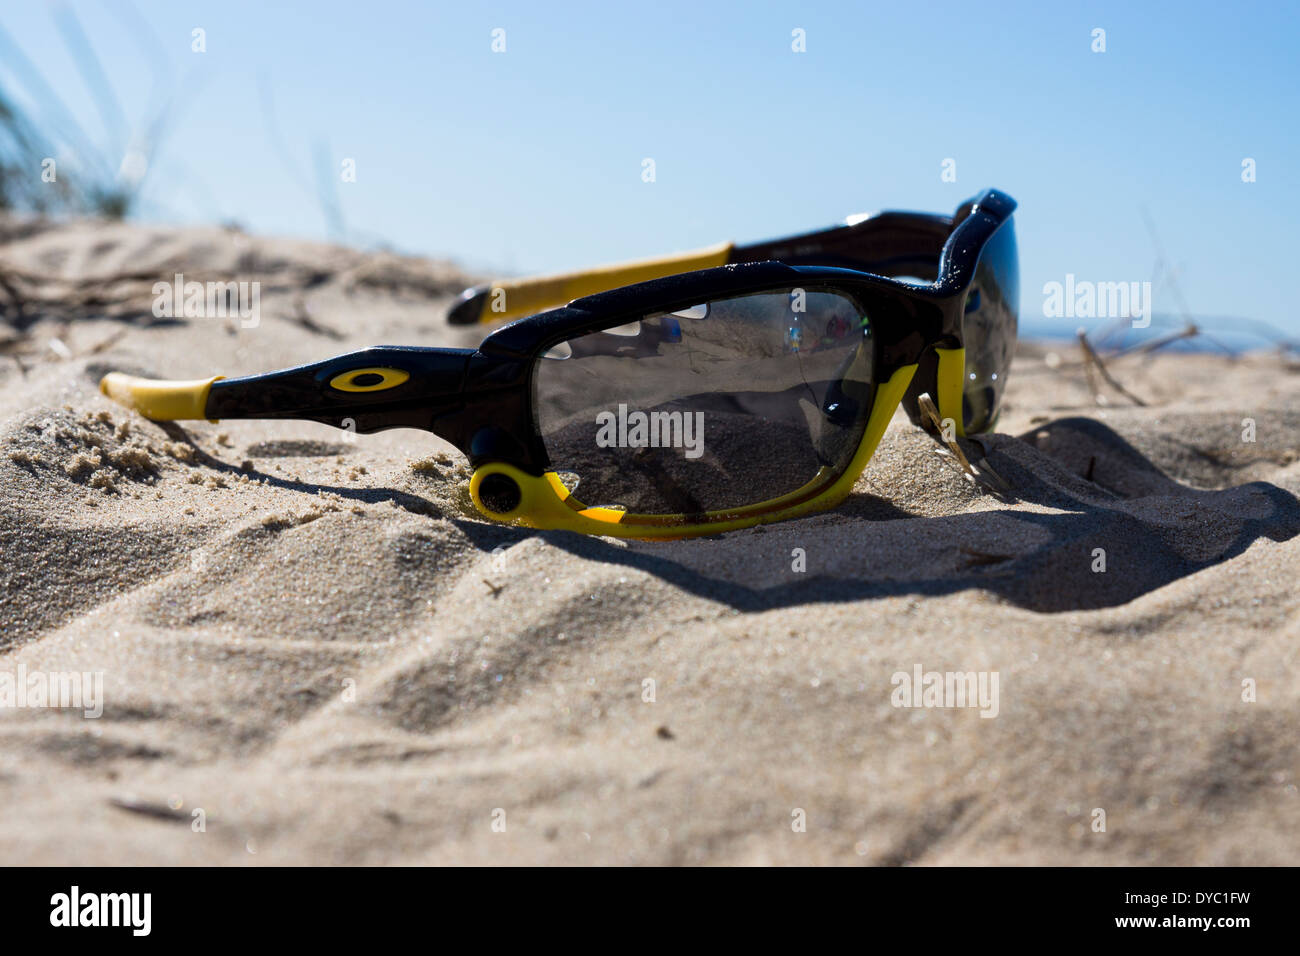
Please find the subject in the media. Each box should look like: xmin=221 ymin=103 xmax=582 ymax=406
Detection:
xmin=99 ymin=372 xmax=223 ymax=421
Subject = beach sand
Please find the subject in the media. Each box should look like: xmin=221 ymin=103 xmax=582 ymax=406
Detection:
xmin=2 ymin=218 xmax=1298 ymax=865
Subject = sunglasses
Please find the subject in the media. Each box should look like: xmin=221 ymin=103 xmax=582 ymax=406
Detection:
xmin=100 ymin=188 xmax=1018 ymax=539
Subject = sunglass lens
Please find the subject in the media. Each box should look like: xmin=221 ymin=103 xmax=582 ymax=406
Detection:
xmin=961 ymin=216 xmax=1019 ymax=432
xmin=532 ymin=289 xmax=875 ymax=518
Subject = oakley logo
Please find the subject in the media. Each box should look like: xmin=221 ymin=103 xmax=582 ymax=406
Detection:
xmin=1041 ymin=274 xmax=1152 ymax=328
xmin=595 ymin=404 xmax=705 ymax=459
xmin=890 ymin=664 xmax=1000 ymax=718
xmin=153 ymin=272 xmax=261 ymax=329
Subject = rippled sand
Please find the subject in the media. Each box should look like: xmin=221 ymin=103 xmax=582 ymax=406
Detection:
xmin=2 ymin=218 xmax=1297 ymax=864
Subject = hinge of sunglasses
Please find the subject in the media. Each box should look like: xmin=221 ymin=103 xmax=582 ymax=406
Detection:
xmin=915 ymin=392 xmax=1014 ymax=499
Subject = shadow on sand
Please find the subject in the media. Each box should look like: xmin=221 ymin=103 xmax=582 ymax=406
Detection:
xmin=448 ymin=417 xmax=1300 ymax=614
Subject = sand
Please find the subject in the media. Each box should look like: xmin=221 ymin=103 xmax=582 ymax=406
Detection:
xmin=1 ymin=217 xmax=1298 ymax=865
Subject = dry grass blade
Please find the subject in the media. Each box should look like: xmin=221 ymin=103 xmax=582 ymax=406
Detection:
xmin=108 ymin=796 xmax=189 ymax=823
xmin=917 ymin=393 xmax=976 ymax=474
xmin=916 ymin=392 xmax=1015 ymax=499
xmin=1110 ymin=323 xmax=1200 ymax=360
xmin=1077 ymin=328 xmax=1147 ymax=406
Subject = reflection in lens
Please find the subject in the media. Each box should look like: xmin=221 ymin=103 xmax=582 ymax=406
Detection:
xmin=533 ymin=289 xmax=875 ymax=517
xmin=961 ymin=217 xmax=1019 ymax=432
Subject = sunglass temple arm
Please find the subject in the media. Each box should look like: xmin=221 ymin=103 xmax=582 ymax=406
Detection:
xmin=99 ymin=346 xmax=474 ymax=437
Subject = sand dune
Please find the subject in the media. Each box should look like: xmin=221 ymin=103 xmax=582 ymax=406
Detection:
xmin=1 ymin=219 xmax=1297 ymax=864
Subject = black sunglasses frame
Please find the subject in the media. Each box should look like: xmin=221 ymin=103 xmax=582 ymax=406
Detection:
xmin=104 ymin=189 xmax=1016 ymax=528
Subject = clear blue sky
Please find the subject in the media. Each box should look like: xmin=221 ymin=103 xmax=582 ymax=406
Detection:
xmin=2 ymin=0 xmax=1296 ymax=338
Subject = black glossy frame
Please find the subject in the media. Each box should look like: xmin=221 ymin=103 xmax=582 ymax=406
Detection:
xmin=202 ymin=189 xmax=1017 ymax=479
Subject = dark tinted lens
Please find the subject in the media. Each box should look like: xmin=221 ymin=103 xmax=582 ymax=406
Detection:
xmin=533 ymin=289 xmax=875 ymax=517
xmin=962 ymin=217 xmax=1019 ymax=432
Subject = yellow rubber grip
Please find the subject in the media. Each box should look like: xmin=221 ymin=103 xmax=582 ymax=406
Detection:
xmin=99 ymin=372 xmax=223 ymax=421
xmin=933 ymin=346 xmax=967 ymax=438
xmin=474 ymin=241 xmax=734 ymax=323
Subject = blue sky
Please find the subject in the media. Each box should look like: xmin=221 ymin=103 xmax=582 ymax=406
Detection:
xmin=2 ymin=0 xmax=1296 ymax=339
